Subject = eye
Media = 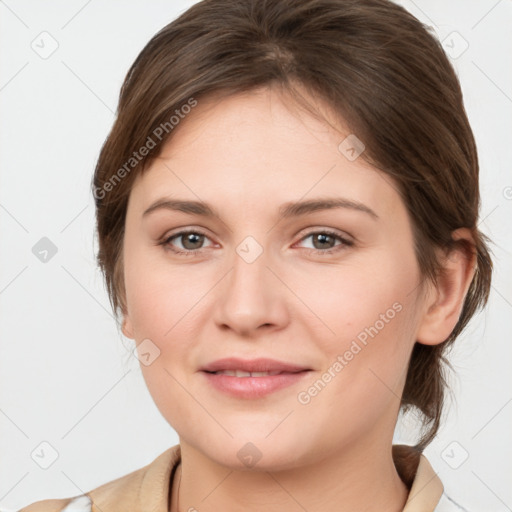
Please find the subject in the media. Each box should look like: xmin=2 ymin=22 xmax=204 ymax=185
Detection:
xmin=160 ymin=229 xmax=214 ymax=256
xmin=295 ymin=229 xmax=353 ymax=255
xmin=159 ymin=228 xmax=353 ymax=257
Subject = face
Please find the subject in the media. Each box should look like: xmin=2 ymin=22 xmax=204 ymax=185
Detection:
xmin=122 ymin=86 xmax=431 ymax=470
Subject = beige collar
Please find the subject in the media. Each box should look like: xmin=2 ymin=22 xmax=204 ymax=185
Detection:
xmin=85 ymin=444 xmax=443 ymax=512
xmin=402 ymin=453 xmax=444 ymax=511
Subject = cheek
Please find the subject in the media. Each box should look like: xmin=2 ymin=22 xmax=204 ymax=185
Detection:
xmin=300 ymin=254 xmax=418 ymax=343
xmin=291 ymin=271 xmax=420 ymax=443
xmin=126 ymin=281 xmax=174 ymax=340
xmin=296 ymin=252 xmax=421 ymax=401
xmin=124 ymin=257 xmax=201 ymax=417
xmin=123 ymin=244 xmax=207 ymax=341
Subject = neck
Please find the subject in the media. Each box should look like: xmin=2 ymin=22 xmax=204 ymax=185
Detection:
xmin=171 ymin=439 xmax=409 ymax=512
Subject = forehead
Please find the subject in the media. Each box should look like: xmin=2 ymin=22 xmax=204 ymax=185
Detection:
xmin=159 ymin=85 xmax=348 ymax=161
xmin=128 ymin=87 xmax=405 ymax=224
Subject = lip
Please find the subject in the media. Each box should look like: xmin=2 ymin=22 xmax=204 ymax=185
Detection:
xmin=201 ymin=357 xmax=310 ymax=373
xmin=200 ymin=357 xmax=312 ymax=399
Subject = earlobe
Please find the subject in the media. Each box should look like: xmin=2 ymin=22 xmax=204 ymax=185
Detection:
xmin=121 ymin=314 xmax=134 ymax=339
xmin=416 ymin=228 xmax=476 ymax=346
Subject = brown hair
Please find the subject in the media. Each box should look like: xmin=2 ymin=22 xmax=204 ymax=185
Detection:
xmin=92 ymin=0 xmax=492 ymax=450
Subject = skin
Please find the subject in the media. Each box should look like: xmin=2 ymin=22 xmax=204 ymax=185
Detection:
xmin=121 ymin=85 xmax=475 ymax=512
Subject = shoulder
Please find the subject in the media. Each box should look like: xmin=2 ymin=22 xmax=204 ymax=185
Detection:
xmin=18 ymin=445 xmax=181 ymax=512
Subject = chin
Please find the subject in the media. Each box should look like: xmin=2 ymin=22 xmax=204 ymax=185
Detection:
xmin=189 ymin=431 xmax=312 ymax=472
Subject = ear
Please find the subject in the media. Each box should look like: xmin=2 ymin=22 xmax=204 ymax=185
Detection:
xmin=416 ymin=228 xmax=477 ymax=346
xmin=121 ymin=311 xmax=134 ymax=339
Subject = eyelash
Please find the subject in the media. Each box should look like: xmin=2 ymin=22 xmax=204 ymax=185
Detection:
xmin=159 ymin=228 xmax=353 ymax=257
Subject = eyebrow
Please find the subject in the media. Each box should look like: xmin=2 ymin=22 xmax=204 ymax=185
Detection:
xmin=143 ymin=197 xmax=379 ymax=220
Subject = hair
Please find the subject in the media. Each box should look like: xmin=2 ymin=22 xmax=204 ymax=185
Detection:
xmin=92 ymin=0 xmax=492 ymax=450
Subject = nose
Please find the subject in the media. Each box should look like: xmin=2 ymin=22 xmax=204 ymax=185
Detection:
xmin=213 ymin=243 xmax=290 ymax=337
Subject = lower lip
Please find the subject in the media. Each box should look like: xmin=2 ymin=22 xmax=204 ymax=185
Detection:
xmin=201 ymin=371 xmax=311 ymax=399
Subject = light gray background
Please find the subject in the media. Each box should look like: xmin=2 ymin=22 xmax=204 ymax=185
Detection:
xmin=0 ymin=1 xmax=511 ymax=510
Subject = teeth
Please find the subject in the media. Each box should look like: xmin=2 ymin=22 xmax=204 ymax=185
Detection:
xmin=214 ymin=370 xmax=282 ymax=377
xmin=219 ymin=370 xmax=237 ymax=376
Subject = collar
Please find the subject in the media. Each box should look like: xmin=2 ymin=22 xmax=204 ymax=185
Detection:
xmin=394 ymin=446 xmax=444 ymax=511
xmin=87 ymin=444 xmax=443 ymax=512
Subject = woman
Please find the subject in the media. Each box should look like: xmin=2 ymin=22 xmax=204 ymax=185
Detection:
xmin=21 ymin=0 xmax=492 ymax=510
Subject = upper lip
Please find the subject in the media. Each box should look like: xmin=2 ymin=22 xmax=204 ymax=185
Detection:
xmin=201 ymin=357 xmax=310 ymax=373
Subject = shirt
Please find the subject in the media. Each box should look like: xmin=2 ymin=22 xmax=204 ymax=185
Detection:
xmin=18 ymin=444 xmax=467 ymax=512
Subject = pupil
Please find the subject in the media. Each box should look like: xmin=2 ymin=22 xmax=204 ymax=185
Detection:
xmin=184 ymin=233 xmax=203 ymax=249
xmin=315 ymin=233 xmax=333 ymax=249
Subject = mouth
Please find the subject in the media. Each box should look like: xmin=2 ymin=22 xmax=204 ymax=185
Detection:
xmin=200 ymin=357 xmax=310 ymax=374
xmin=200 ymin=358 xmax=312 ymax=398
xmin=205 ymin=370 xmax=292 ymax=377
